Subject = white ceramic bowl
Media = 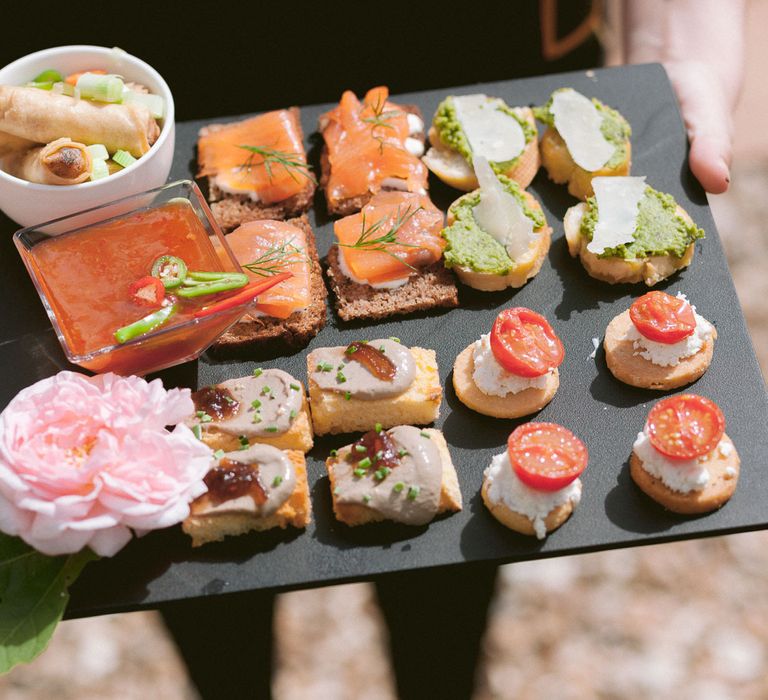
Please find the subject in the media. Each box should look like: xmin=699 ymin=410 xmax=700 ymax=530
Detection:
xmin=0 ymin=45 xmax=175 ymax=227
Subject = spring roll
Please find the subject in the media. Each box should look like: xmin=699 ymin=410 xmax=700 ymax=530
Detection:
xmin=0 ymin=130 xmax=35 ymax=157
xmin=2 ymin=137 xmax=92 ymax=185
xmin=0 ymin=85 xmax=160 ymax=157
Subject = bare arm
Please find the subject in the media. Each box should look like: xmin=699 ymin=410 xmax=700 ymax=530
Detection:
xmin=624 ymin=0 xmax=746 ymax=194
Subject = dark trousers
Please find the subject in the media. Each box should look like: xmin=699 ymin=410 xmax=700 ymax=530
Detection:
xmin=161 ymin=564 xmax=498 ymax=700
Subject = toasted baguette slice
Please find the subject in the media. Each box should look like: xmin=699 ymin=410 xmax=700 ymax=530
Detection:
xmin=539 ymin=126 xmax=631 ymax=200
xmin=630 ymin=435 xmax=739 ymax=514
xmin=563 ymin=202 xmax=696 ymax=286
xmin=445 ymin=190 xmax=552 ymax=291
xmin=453 ymin=345 xmax=558 ymax=419
xmin=183 ymin=450 xmax=311 ymax=546
xmin=481 ymin=480 xmax=575 ymax=537
xmin=308 ymin=347 xmax=442 ymax=435
xmin=209 ymin=216 xmax=326 ymax=357
xmin=319 ymin=104 xmax=426 ymax=216
xmin=423 ymin=107 xmax=540 ymax=191
xmin=198 ymin=107 xmax=315 ymax=233
xmin=327 ymin=428 xmax=462 ymax=526
xmin=199 ymin=392 xmax=314 ymax=454
xmin=325 ymin=245 xmax=458 ymax=322
xmin=604 ymin=309 xmax=716 ymax=390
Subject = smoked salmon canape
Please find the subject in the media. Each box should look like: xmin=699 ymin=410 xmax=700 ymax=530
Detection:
xmin=211 ymin=216 xmax=327 ymax=356
xmin=319 ymin=86 xmax=428 ymax=216
xmin=630 ymin=394 xmax=739 ymax=515
xmin=453 ymin=307 xmax=564 ymax=419
xmin=604 ymin=290 xmax=716 ymax=390
xmin=325 ymin=191 xmax=458 ymax=322
xmin=197 ymin=108 xmax=316 ymax=232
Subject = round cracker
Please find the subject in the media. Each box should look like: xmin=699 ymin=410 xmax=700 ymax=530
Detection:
xmin=452 ymin=345 xmax=559 ymax=419
xmin=629 ymin=434 xmax=739 ymax=514
xmin=604 ymin=309 xmax=716 ymax=390
xmin=481 ymin=480 xmax=575 ymax=537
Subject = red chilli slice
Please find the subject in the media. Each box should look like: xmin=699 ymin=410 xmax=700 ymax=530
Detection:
xmin=629 ymin=291 xmax=696 ymax=344
xmin=490 ymin=307 xmax=564 ymax=378
xmin=128 ymin=276 xmax=165 ymax=307
xmin=507 ymin=422 xmax=588 ymax=492
xmin=646 ymin=394 xmax=725 ymax=461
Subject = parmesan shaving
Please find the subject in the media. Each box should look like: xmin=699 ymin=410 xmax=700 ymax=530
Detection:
xmin=551 ymin=89 xmax=615 ymax=172
xmin=453 ymin=94 xmax=525 ymax=162
xmin=587 ymin=176 xmax=647 ymax=255
xmin=472 ymin=156 xmax=535 ymax=260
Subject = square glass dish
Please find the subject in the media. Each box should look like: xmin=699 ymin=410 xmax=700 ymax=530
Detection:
xmin=14 ymin=180 xmax=257 ymax=376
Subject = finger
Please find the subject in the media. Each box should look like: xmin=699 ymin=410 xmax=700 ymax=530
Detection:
xmin=689 ymin=134 xmax=731 ymax=195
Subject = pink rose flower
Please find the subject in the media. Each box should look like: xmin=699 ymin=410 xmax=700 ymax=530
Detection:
xmin=0 ymin=371 xmax=212 ymax=557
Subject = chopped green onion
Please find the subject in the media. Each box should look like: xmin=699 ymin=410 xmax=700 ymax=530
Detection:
xmin=195 ymin=410 xmax=205 ymax=418
xmin=420 ymin=431 xmax=431 ymax=439
xmin=33 ymin=69 xmax=64 ymax=83
xmin=375 ymin=450 xmax=384 ymax=461
xmin=334 ymin=486 xmax=342 ymax=495
xmin=398 ymin=449 xmax=409 ymax=458
xmin=344 ymin=391 xmax=352 ymax=401
xmin=355 ymin=445 xmax=367 ymax=453
xmin=290 ymin=383 xmax=300 ymax=391
xmin=358 ymin=457 xmax=372 ymax=469
xmin=89 ymin=159 xmax=109 ymax=181
xmin=330 ymin=449 xmax=338 ymax=457
xmin=51 ymin=82 xmax=76 ymax=97
xmin=251 ymin=399 xmax=261 ymax=409
xmin=253 ymin=368 xmax=263 ymax=377
xmin=192 ymin=424 xmax=202 ymax=440
xmin=252 ymin=414 xmax=262 ymax=424
xmin=123 ymin=89 xmax=165 ymax=119
xmin=224 ymin=396 xmax=235 ymax=405
xmin=265 ymin=426 xmax=278 ymax=433
xmin=336 ymin=371 xmax=346 ymax=384
xmin=239 ymin=436 xmax=249 ymax=450
xmin=362 ymin=494 xmax=371 ymax=504
xmin=272 ymin=476 xmax=283 ymax=487
xmin=374 ymin=468 xmax=391 ymax=480
xmin=112 ymin=149 xmax=137 ymax=169
xmin=316 ymin=362 xmax=333 ymax=372
xmin=407 ymin=486 xmax=420 ymax=500
xmin=114 ymin=303 xmax=178 ymax=343
xmin=213 ymin=449 xmax=225 ymax=459
xmin=200 ymin=414 xmax=213 ymax=423
xmin=86 ymin=144 xmax=109 ymax=161
xmin=353 ymin=468 xmax=367 ymax=478
xmin=375 ymin=422 xmax=383 ymax=433
xmin=393 ymin=482 xmax=405 ymax=493
xmin=345 ymin=345 xmax=358 ymax=355
xmin=379 ymin=346 xmax=386 ymax=352
xmin=76 ymin=72 xmax=124 ymax=103
xmin=289 ymin=410 xmax=297 ymax=420
xmin=389 ymin=337 xmax=401 ymax=343
xmin=260 ymin=385 xmax=271 ymax=396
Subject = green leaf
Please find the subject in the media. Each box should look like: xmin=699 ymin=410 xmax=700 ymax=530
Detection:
xmin=0 ymin=534 xmax=97 ymax=674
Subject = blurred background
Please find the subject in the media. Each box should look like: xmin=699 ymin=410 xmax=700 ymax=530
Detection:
xmin=2 ymin=1 xmax=767 ymax=698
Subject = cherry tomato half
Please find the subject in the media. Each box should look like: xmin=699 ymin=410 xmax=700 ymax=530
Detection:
xmin=507 ymin=422 xmax=588 ymax=492
xmin=490 ymin=308 xmax=564 ymax=378
xmin=646 ymin=394 xmax=725 ymax=461
xmin=629 ymin=291 xmax=696 ymax=344
xmin=128 ymin=276 xmax=165 ymax=307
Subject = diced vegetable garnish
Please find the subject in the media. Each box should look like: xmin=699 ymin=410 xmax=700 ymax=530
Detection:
xmin=112 ymin=150 xmax=137 ymax=169
xmin=128 ymin=276 xmax=165 ymax=307
xmin=86 ymin=144 xmax=109 ymax=161
xmin=33 ymin=69 xmax=64 ymax=83
xmin=51 ymin=82 xmax=76 ymax=97
xmin=76 ymin=73 xmax=124 ymax=103
xmin=114 ymin=303 xmax=178 ymax=344
xmin=89 ymin=159 xmax=109 ymax=181
xmin=65 ymin=69 xmax=106 ymax=86
xmin=123 ymin=90 xmax=165 ymax=120
xmin=151 ymin=255 xmax=188 ymax=289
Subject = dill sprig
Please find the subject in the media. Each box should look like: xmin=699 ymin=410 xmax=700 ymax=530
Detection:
xmin=338 ymin=205 xmax=422 ymax=270
xmin=237 ymin=144 xmax=317 ymax=185
xmin=361 ymin=93 xmax=403 ymax=154
xmin=243 ymin=240 xmax=309 ymax=277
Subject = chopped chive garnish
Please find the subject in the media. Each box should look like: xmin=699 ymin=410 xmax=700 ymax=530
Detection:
xmin=420 ymin=431 xmax=430 ymax=439
xmin=265 ymin=426 xmax=278 ymax=433
xmin=362 ymin=494 xmax=371 ymax=504
xmin=336 ymin=371 xmax=346 ymax=383
xmin=239 ymin=435 xmax=249 ymax=447
xmin=353 ymin=468 xmax=367 ymax=477
xmin=375 ymin=422 xmax=383 ymax=433
xmin=334 ymin=486 xmax=342 ymax=495
xmin=345 ymin=345 xmax=358 ymax=354
xmin=393 ymin=482 xmax=405 ymax=493
xmin=374 ymin=467 xmax=391 ymax=480
xmin=407 ymin=485 xmax=420 ymax=500
xmin=251 ymin=399 xmax=262 ymax=409
xmin=195 ymin=410 xmax=205 ymax=418
xmin=344 ymin=391 xmax=352 ymax=401
xmin=330 ymin=449 xmax=338 ymax=457
xmin=379 ymin=346 xmax=386 ymax=352
xmin=389 ymin=337 xmax=401 ymax=343
xmin=192 ymin=424 xmax=202 ymax=440
xmin=260 ymin=385 xmax=272 ymax=396
xmin=224 ymin=396 xmax=235 ymax=404
xmin=272 ymin=475 xmax=283 ymax=487
xmin=252 ymin=414 xmax=262 ymax=424
xmin=361 ymin=340 xmax=369 ymax=344
xmin=290 ymin=383 xmax=300 ymax=391
xmin=358 ymin=457 xmax=372 ymax=468
xmin=213 ymin=449 xmax=225 ymax=459
xmin=201 ymin=414 xmax=213 ymax=423
xmin=289 ymin=409 xmax=297 ymax=419
xmin=355 ymin=445 xmax=367 ymax=453
xmin=375 ymin=450 xmax=384 ymax=461
xmin=316 ymin=362 xmax=333 ymax=372
xmin=398 ymin=449 xmax=409 ymax=458
xmin=253 ymin=368 xmax=263 ymax=377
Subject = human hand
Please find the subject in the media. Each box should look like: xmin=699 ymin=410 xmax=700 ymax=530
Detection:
xmin=624 ymin=0 xmax=745 ymax=194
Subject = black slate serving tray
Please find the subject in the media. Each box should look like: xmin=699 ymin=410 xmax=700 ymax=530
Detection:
xmin=1 ymin=65 xmax=765 ymax=618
